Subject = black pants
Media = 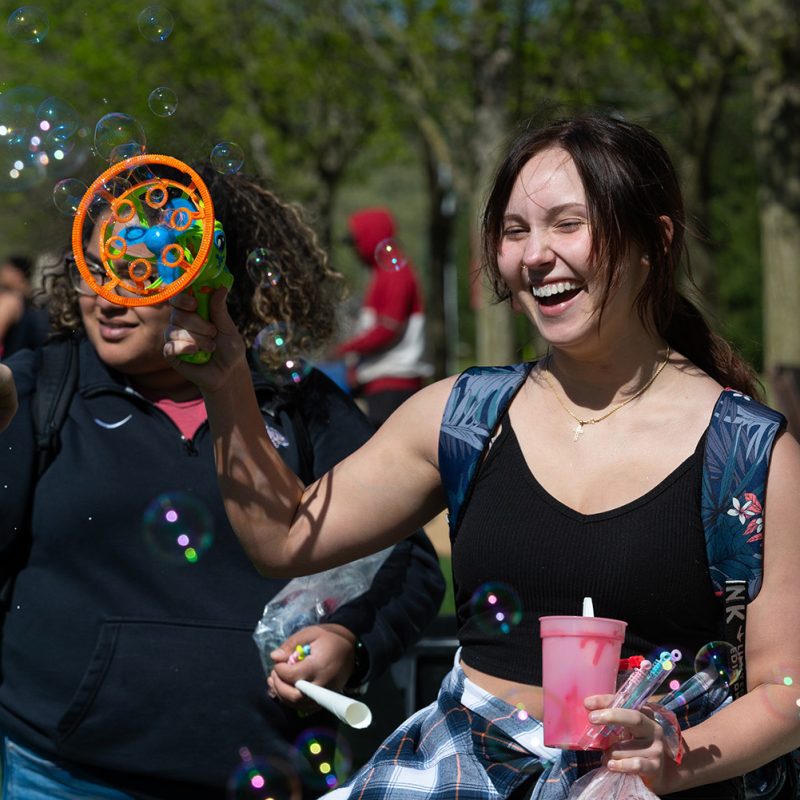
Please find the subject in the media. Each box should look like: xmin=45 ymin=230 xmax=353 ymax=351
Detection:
xmin=364 ymin=388 xmax=419 ymax=428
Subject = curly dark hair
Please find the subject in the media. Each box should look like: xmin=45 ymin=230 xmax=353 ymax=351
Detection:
xmin=37 ymin=163 xmax=346 ymax=353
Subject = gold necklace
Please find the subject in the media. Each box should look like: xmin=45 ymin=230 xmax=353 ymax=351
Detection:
xmin=541 ymin=346 xmax=671 ymax=441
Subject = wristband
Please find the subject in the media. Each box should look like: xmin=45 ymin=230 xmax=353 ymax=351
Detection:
xmin=345 ymin=638 xmax=369 ymax=691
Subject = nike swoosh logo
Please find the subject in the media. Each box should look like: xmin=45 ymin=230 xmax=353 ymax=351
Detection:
xmin=93 ymin=415 xmax=133 ymax=429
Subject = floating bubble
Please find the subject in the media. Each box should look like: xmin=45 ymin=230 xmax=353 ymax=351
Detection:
xmin=94 ymin=112 xmax=146 ymax=162
xmin=251 ymin=323 xmax=314 ymax=388
xmin=0 ymin=86 xmax=76 ymax=190
xmin=293 ymin=728 xmax=352 ymax=792
xmin=246 ymin=248 xmax=281 ymax=287
xmin=37 ymin=97 xmax=78 ymax=133
xmin=469 ymin=582 xmax=523 ymax=635
xmin=137 ymin=5 xmax=174 ymax=42
xmin=7 ymin=6 xmax=49 ymax=44
xmin=85 ymin=175 xmax=133 ymax=224
xmin=148 ymin=86 xmax=178 ymax=117
xmin=211 ymin=141 xmax=244 ymax=174
xmin=227 ymin=748 xmax=300 ymax=800
xmin=694 ymin=641 xmax=742 ymax=687
xmin=53 ymin=178 xmax=87 ymax=216
xmin=374 ymin=237 xmax=407 ymax=272
xmin=142 ymin=491 xmax=214 ymax=564
xmin=108 ymin=141 xmax=145 ymax=165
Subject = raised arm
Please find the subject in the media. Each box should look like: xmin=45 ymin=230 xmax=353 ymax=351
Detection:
xmin=165 ymin=288 xmax=448 ymax=578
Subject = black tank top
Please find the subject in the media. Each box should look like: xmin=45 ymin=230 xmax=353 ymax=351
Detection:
xmin=453 ymin=418 xmax=721 ymax=685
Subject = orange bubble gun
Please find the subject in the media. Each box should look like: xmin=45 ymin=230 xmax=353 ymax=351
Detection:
xmin=71 ymin=154 xmax=233 ymax=364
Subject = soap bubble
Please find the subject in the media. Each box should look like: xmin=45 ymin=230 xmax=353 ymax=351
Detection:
xmin=85 ymin=175 xmax=133 ymax=224
xmin=227 ymin=748 xmax=300 ymax=800
xmin=469 ymin=582 xmax=523 ymax=635
xmin=37 ymin=97 xmax=79 ymax=152
xmin=109 ymin=141 xmax=145 ymax=165
xmin=94 ymin=112 xmax=146 ymax=162
xmin=246 ymin=248 xmax=281 ymax=288
xmin=52 ymin=178 xmax=87 ymax=216
xmin=293 ymin=728 xmax=352 ymax=792
xmin=7 ymin=6 xmax=49 ymax=44
xmin=137 ymin=5 xmax=174 ymax=42
xmin=148 ymin=86 xmax=178 ymax=117
xmin=251 ymin=323 xmax=314 ymax=388
xmin=210 ymin=141 xmax=244 ymax=174
xmin=0 ymin=87 xmax=81 ymax=191
xmin=142 ymin=491 xmax=214 ymax=565
xmin=694 ymin=641 xmax=742 ymax=687
xmin=374 ymin=238 xmax=407 ymax=272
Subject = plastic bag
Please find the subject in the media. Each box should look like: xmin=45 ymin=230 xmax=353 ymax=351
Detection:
xmin=567 ymin=769 xmax=660 ymax=800
xmin=252 ymin=547 xmax=392 ymax=674
xmin=567 ymin=703 xmax=682 ymax=799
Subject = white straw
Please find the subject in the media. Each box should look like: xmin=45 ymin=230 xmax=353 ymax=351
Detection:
xmin=294 ymin=679 xmax=373 ymax=729
xmin=582 ymin=596 xmax=595 ymax=617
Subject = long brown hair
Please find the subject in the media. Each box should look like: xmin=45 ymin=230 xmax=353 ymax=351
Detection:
xmin=481 ymin=113 xmax=761 ymax=398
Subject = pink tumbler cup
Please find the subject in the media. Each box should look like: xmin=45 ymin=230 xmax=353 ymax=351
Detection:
xmin=539 ymin=615 xmax=627 ymax=749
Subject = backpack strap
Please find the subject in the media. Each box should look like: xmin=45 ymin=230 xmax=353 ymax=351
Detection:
xmin=702 ymin=389 xmax=785 ymax=702
xmin=439 ymin=363 xmax=532 ymax=541
xmin=32 ymin=335 xmax=80 ymax=478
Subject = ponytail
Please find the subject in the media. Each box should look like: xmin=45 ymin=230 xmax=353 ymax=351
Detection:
xmin=664 ymin=294 xmax=762 ymax=400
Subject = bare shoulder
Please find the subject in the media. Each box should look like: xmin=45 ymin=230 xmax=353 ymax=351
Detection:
xmin=758 ymin=429 xmax=800 ymax=574
xmin=765 ymin=429 xmax=800 ymax=498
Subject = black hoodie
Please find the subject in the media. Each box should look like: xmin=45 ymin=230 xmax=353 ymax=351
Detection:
xmin=0 ymin=336 xmax=444 ymax=798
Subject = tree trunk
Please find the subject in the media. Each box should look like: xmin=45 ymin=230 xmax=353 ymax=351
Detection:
xmin=713 ymin=0 xmax=800 ymax=411
xmin=753 ymin=65 xmax=800 ymax=372
xmin=422 ymin=152 xmax=456 ymax=379
xmin=470 ymin=3 xmax=516 ymax=367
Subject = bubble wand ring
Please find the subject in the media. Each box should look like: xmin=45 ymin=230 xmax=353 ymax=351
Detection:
xmin=70 ymin=154 xmax=215 ymax=307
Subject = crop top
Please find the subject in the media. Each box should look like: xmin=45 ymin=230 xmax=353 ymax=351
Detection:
xmin=452 ymin=417 xmax=721 ymax=685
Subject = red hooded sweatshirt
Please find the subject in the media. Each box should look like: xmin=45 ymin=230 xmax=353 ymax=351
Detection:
xmin=336 ymin=208 xmax=430 ymax=393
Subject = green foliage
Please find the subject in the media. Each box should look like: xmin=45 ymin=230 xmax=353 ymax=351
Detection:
xmin=0 ymin=0 xmax=770 ymax=369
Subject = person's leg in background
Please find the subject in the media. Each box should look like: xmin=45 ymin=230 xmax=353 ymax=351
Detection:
xmin=2 ymin=738 xmax=134 ymax=800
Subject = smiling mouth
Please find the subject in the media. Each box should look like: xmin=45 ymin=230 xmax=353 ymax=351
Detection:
xmin=531 ymin=281 xmax=584 ymax=306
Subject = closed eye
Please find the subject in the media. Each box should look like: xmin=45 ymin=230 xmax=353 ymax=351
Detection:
xmin=555 ymin=220 xmax=584 ymax=232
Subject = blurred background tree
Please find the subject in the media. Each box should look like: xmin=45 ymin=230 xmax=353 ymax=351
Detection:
xmin=0 ymin=0 xmax=797 ymax=424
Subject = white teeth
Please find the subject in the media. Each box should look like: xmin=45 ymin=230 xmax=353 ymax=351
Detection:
xmin=531 ymin=281 xmax=582 ymax=298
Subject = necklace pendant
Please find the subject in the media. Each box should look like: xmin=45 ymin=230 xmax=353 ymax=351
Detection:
xmin=573 ymin=422 xmax=584 ymax=441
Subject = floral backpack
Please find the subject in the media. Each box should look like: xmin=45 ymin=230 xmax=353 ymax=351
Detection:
xmin=438 ymin=363 xmax=797 ymax=799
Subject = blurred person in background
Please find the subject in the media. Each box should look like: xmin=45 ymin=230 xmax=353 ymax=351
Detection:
xmin=0 ymin=166 xmax=444 ymax=800
xmin=0 ymin=254 xmax=50 ymax=358
xmin=335 ymin=207 xmax=432 ymax=427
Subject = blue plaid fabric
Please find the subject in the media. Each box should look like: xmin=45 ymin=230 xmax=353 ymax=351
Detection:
xmin=324 ymin=652 xmax=597 ymax=800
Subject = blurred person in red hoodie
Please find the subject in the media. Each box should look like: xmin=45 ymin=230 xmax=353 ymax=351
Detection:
xmin=336 ymin=207 xmax=432 ymax=427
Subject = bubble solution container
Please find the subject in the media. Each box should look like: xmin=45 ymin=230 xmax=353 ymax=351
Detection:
xmin=539 ymin=615 xmax=627 ymax=749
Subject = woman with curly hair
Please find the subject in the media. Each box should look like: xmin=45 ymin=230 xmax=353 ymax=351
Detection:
xmin=0 ymin=165 xmax=444 ymax=799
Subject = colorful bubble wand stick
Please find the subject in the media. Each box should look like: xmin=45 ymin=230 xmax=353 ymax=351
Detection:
xmin=577 ymin=649 xmax=681 ymax=750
